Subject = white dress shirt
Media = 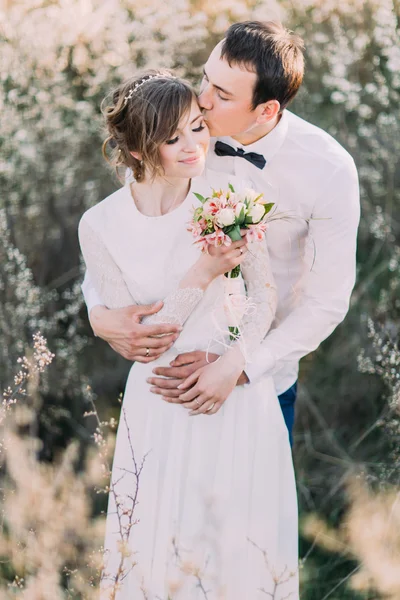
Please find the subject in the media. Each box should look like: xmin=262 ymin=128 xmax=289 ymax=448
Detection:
xmin=82 ymin=109 xmax=360 ymax=395
xmin=205 ymin=110 xmax=360 ymax=393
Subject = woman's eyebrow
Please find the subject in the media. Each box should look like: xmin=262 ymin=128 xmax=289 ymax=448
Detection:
xmin=202 ymin=68 xmax=234 ymax=97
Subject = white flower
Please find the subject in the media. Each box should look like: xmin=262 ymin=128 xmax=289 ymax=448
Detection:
xmin=217 ymin=208 xmax=235 ymax=227
xmin=234 ymin=202 xmax=246 ymax=217
xmin=240 ymin=188 xmax=260 ymax=204
xmin=248 ymin=203 xmax=265 ymax=223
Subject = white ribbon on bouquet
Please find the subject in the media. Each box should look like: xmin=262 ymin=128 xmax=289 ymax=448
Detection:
xmin=205 ymin=275 xmax=256 ymax=362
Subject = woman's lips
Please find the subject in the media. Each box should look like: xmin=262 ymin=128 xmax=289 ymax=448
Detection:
xmin=179 ymin=156 xmax=201 ymax=164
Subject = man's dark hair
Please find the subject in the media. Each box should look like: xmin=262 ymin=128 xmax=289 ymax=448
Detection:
xmin=221 ymin=21 xmax=305 ymax=111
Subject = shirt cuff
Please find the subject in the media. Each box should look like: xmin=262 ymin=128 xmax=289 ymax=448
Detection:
xmin=81 ymin=284 xmax=104 ymax=316
xmin=244 ymin=348 xmax=276 ymax=384
xmin=81 ymin=285 xmax=104 ymax=339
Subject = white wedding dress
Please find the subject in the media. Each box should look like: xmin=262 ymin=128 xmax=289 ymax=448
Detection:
xmin=79 ymin=169 xmax=299 ymax=600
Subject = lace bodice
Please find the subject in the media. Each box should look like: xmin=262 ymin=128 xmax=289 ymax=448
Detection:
xmin=78 ymin=171 xmax=277 ymax=359
xmin=79 ymin=218 xmax=204 ymax=326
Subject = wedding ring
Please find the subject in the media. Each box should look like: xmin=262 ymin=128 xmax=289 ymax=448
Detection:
xmin=206 ymin=403 xmax=216 ymax=412
xmin=145 ymin=347 xmax=150 ymax=357
xmin=195 ymin=398 xmax=201 ymax=407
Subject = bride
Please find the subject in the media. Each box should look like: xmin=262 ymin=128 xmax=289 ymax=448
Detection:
xmin=79 ymin=69 xmax=299 ymax=599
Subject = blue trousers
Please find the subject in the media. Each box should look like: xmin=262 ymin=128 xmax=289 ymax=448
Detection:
xmin=278 ymin=381 xmax=297 ymax=446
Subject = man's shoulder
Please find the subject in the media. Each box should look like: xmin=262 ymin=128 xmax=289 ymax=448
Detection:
xmin=285 ymin=110 xmax=355 ymax=171
xmin=80 ymin=185 xmax=128 ymax=229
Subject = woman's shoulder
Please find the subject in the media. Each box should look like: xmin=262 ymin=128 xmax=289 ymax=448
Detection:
xmin=79 ymin=185 xmax=129 ymax=230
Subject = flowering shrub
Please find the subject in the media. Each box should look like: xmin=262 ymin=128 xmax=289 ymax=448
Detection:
xmin=0 ymin=0 xmax=399 ymax=597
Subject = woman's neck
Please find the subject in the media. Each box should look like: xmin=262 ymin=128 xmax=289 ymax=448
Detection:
xmin=130 ymin=176 xmax=191 ymax=217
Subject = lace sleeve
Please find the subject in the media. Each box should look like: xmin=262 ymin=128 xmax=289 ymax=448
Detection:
xmin=78 ymin=217 xmax=204 ymax=325
xmin=235 ymin=240 xmax=277 ymax=362
xmin=142 ymin=288 xmax=203 ymax=326
xmin=78 ymin=218 xmax=134 ymax=309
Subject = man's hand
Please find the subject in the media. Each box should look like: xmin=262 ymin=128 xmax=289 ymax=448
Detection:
xmin=89 ymin=301 xmax=182 ymax=363
xmin=177 ymin=354 xmax=244 ymax=415
xmin=146 ymin=350 xmax=249 ymax=401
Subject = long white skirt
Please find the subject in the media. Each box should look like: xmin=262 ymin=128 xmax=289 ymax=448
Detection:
xmin=100 ymin=356 xmax=299 ymax=600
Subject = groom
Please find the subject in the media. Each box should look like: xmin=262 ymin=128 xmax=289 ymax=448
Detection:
xmin=84 ymin=21 xmax=360 ymax=445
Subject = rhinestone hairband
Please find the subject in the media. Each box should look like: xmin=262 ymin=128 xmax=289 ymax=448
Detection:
xmin=123 ymin=73 xmax=176 ymax=106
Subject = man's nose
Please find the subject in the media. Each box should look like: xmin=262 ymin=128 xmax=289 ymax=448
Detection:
xmin=198 ymin=83 xmax=212 ymax=111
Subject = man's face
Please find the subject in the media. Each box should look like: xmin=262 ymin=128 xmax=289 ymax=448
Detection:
xmin=198 ymin=41 xmax=259 ymax=138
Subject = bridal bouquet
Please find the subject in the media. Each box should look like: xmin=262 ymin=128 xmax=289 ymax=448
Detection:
xmin=188 ymin=185 xmax=274 ymax=339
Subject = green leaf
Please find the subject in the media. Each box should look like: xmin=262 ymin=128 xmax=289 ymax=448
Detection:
xmin=228 ymin=183 xmax=235 ymax=193
xmin=244 ymin=215 xmax=253 ymax=224
xmin=263 ymin=202 xmax=275 ymax=214
xmin=193 ymin=207 xmax=203 ymax=221
xmin=226 ymin=225 xmax=242 ymax=242
xmin=201 ymin=226 xmax=213 ymax=235
xmin=237 ymin=207 xmax=246 ymax=225
xmin=193 ymin=192 xmax=206 ymax=204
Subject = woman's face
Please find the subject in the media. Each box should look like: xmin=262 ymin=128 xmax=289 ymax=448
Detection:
xmin=158 ymin=97 xmax=210 ymax=179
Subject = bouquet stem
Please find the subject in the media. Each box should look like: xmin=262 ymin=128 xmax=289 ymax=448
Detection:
xmin=225 ymin=264 xmax=241 ymax=279
xmin=225 ymin=266 xmax=242 ymax=340
xmin=228 ymin=326 xmax=240 ymax=340
xmin=188 ymin=183 xmax=272 ymax=346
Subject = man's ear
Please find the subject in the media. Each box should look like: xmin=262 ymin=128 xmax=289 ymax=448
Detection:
xmin=256 ymin=100 xmax=281 ymax=124
xmin=129 ymin=150 xmax=142 ymax=161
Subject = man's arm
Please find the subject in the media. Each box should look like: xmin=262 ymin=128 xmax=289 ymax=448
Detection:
xmin=148 ymin=157 xmax=359 ymax=396
xmin=80 ymin=234 xmax=182 ymax=363
xmin=79 ymin=225 xmax=248 ymax=363
xmin=245 ymin=157 xmax=360 ymax=383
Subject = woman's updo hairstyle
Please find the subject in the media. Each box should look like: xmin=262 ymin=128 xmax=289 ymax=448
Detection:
xmin=102 ymin=69 xmax=197 ymax=182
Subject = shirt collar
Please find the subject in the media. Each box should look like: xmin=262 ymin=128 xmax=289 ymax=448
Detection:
xmin=212 ymin=109 xmax=289 ymax=164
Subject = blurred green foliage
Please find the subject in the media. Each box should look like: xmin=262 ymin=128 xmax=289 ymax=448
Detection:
xmin=0 ymin=0 xmax=399 ymax=596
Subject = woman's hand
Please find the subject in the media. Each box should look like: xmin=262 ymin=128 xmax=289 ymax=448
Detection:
xmin=200 ymin=237 xmax=248 ymax=282
xmin=178 ymin=237 xmax=248 ymax=291
xmin=177 ymin=347 xmax=245 ymax=415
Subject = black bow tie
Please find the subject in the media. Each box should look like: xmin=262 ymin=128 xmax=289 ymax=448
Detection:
xmin=214 ymin=141 xmax=266 ymax=170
